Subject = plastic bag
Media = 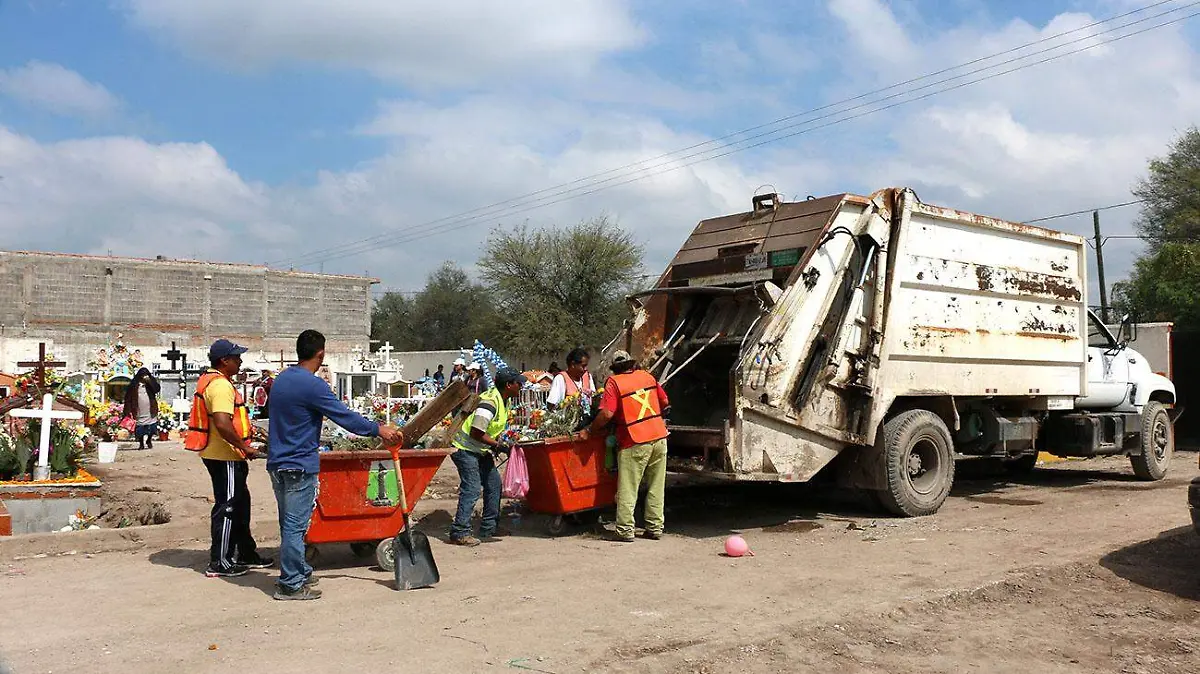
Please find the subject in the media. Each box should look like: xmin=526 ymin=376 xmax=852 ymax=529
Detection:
xmin=119 ymin=416 xmax=137 ymax=433
xmin=502 ymin=446 xmax=530 ymax=499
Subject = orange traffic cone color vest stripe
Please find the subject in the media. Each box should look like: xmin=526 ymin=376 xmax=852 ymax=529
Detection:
xmin=184 ymin=370 xmax=252 ymax=452
xmin=607 ymin=369 xmax=669 ymax=444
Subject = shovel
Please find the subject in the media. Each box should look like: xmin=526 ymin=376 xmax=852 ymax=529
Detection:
xmin=389 ymin=445 xmax=440 ymax=590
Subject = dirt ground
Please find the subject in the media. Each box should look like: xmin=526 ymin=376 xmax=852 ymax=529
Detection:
xmin=1 ymin=447 xmax=1197 ymax=674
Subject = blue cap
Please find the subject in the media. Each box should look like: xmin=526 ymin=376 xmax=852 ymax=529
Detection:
xmin=495 ymin=367 xmax=527 ymax=387
xmin=208 ymin=338 xmax=249 ymax=361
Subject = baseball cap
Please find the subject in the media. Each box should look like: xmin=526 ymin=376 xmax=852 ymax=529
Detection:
xmin=453 ymin=357 xmax=466 ymax=366
xmin=466 ymin=362 xmax=482 ymax=371
xmin=209 ymin=338 xmax=249 ymax=360
xmin=494 ymin=367 xmax=527 ymax=387
xmin=610 ymin=350 xmax=635 ymax=369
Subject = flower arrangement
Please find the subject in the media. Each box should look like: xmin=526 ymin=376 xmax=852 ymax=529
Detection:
xmin=0 ymin=418 xmax=91 ymax=481
xmin=88 ymin=401 xmax=126 ymax=441
xmin=157 ymin=399 xmax=178 ymax=433
xmin=363 ymin=395 xmax=422 ymax=425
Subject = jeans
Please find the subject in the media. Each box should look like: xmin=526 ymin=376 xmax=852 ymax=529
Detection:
xmin=615 ymin=438 xmax=668 ymax=538
xmin=450 ymin=449 xmax=501 ymax=539
xmin=270 ymin=469 xmax=318 ymax=591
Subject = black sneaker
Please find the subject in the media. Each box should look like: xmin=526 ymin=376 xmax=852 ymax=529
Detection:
xmin=304 ymin=575 xmax=320 ymax=588
xmin=273 ymin=585 xmax=322 ymax=601
xmin=205 ymin=564 xmax=249 ymax=578
xmin=235 ymin=554 xmax=274 ymax=569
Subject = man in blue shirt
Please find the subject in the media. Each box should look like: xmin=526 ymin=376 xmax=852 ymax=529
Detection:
xmin=267 ymin=329 xmax=402 ymax=600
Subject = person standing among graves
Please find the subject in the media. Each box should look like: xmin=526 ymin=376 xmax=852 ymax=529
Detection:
xmin=432 ymin=364 xmax=446 ymax=388
xmin=449 ymin=367 xmax=526 ymax=546
xmin=450 ymin=358 xmax=468 ymax=383
xmin=545 ymin=348 xmax=595 ymax=411
xmin=580 ymin=350 xmax=670 ymax=542
xmin=124 ymin=367 xmax=161 ymax=449
xmin=185 ymin=339 xmax=272 ymax=578
xmin=267 ymin=329 xmax=403 ymax=600
xmin=464 ymin=362 xmax=486 ymax=395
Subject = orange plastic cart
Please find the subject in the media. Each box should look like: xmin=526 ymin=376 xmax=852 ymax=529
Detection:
xmin=305 ymin=447 xmax=451 ymax=569
xmin=521 ymin=434 xmax=617 ymax=535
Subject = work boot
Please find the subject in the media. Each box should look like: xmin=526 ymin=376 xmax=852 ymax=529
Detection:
xmin=604 ymin=532 xmax=635 ymax=543
xmin=204 ymin=564 xmax=249 ymax=578
xmin=303 ymin=575 xmax=320 ymax=588
xmin=273 ymin=585 xmax=322 ymax=601
xmin=146 ymin=439 xmax=153 ymax=449
xmin=639 ymin=530 xmax=663 ymax=541
xmin=449 ymin=535 xmax=481 ymax=547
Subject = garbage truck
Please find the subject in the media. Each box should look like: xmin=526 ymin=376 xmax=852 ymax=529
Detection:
xmin=608 ymin=187 xmax=1176 ymax=516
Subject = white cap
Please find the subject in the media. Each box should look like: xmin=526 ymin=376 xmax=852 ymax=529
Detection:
xmin=453 ymin=358 xmax=466 ymax=366
xmin=466 ymin=362 xmax=482 ymax=370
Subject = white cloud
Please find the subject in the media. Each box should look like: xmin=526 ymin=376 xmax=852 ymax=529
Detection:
xmin=0 ymin=61 xmax=121 ymax=120
xmin=122 ymin=0 xmax=646 ymax=87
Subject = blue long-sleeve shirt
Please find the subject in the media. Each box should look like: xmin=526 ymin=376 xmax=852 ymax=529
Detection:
xmin=267 ymin=365 xmax=379 ymax=473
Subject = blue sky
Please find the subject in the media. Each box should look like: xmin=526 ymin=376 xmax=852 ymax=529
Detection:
xmin=1 ymin=0 xmax=1198 ymax=292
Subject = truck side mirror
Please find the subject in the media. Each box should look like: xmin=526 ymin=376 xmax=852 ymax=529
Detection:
xmin=1119 ymin=314 xmax=1138 ymax=346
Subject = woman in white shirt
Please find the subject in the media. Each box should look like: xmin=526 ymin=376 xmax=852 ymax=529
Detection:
xmin=545 ymin=348 xmax=595 ymax=410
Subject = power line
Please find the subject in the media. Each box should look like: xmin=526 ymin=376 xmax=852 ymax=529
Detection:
xmin=1024 ymin=199 xmax=1147 ymax=223
xmin=296 ymin=6 xmax=1200 ymax=269
xmin=271 ymin=1 xmax=1197 ymax=270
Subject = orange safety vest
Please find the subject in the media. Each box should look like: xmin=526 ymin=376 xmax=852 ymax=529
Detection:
xmin=184 ymin=370 xmax=252 ymax=453
xmin=607 ymin=369 xmax=669 ymax=445
xmin=559 ymin=371 xmax=595 ymax=397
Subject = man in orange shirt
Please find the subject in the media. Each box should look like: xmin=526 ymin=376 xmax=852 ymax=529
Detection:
xmin=580 ymin=350 xmax=670 ymax=542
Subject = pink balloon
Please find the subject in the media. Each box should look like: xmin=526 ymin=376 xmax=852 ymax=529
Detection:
xmin=724 ymin=535 xmax=752 ymax=557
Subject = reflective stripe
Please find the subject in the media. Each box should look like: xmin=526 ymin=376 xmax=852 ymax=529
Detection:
xmin=185 ymin=370 xmax=253 ymax=452
xmin=453 ymin=387 xmax=509 ymax=453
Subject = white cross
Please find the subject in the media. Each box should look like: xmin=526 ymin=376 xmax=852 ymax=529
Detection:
xmin=377 ymin=341 xmax=395 ymax=370
xmin=8 ymin=393 xmax=85 ymax=481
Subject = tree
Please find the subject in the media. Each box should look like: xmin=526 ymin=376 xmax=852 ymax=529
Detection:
xmin=1111 ymin=242 xmax=1200 ymax=330
xmin=1110 ymin=128 xmax=1200 ymax=330
xmin=1133 ymin=126 xmax=1200 ymax=250
xmin=371 ymin=262 xmax=498 ymax=351
xmin=478 ymin=216 xmax=644 ymax=355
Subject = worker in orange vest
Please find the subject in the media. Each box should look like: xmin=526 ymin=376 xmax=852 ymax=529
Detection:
xmin=184 ymin=339 xmax=271 ymax=578
xmin=580 ymin=350 xmax=670 ymax=542
xmin=545 ymin=347 xmax=596 ymax=411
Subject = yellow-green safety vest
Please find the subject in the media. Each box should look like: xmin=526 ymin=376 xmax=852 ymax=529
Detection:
xmin=453 ymin=387 xmax=509 ymax=454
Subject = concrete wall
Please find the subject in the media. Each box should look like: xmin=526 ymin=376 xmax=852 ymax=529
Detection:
xmin=0 ymin=251 xmax=376 ymax=375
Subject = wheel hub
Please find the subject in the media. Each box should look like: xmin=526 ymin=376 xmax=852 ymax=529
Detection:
xmin=907 ymin=452 xmax=924 ymax=476
xmin=1153 ymin=420 xmax=1169 ymax=460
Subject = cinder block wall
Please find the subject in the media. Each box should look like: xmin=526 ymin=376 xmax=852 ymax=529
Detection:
xmin=0 ymin=251 xmax=376 ymax=373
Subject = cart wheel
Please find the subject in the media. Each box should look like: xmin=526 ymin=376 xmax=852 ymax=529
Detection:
xmin=304 ymin=544 xmax=319 ymax=564
xmin=349 ymin=542 xmax=375 ymax=558
xmin=376 ymin=538 xmax=396 ymax=572
xmin=547 ymin=515 xmax=567 ymax=537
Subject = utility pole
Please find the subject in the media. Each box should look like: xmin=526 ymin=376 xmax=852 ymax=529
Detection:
xmin=1093 ymin=210 xmax=1109 ymax=323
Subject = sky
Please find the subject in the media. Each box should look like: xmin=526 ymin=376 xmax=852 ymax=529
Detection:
xmin=1 ymin=0 xmax=1199 ymax=298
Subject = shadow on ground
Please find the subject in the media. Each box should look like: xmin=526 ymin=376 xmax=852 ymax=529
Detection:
xmin=1100 ymin=526 xmax=1200 ymax=601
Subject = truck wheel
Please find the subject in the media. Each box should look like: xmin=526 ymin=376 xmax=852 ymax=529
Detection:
xmin=876 ymin=410 xmax=955 ymax=517
xmin=1130 ymin=401 xmax=1173 ymax=481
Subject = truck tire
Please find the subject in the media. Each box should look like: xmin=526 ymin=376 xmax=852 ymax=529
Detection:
xmin=875 ymin=410 xmax=955 ymax=517
xmin=1130 ymin=401 xmax=1173 ymax=481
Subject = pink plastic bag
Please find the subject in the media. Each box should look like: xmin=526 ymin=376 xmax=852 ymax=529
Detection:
xmin=503 ymin=446 xmax=530 ymax=499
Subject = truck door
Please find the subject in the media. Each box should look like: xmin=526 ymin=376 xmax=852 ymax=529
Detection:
xmin=1076 ymin=311 xmax=1131 ymax=408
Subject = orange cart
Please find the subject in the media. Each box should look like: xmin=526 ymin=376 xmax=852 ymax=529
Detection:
xmin=521 ymin=434 xmax=617 ymax=535
xmin=305 ymin=447 xmax=451 ymax=569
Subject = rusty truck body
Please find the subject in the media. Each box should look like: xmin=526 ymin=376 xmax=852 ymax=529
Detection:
xmin=610 ymin=188 xmax=1176 ymax=516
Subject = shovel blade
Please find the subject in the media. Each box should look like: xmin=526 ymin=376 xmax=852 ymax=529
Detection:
xmin=392 ymin=530 xmax=439 ymax=590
